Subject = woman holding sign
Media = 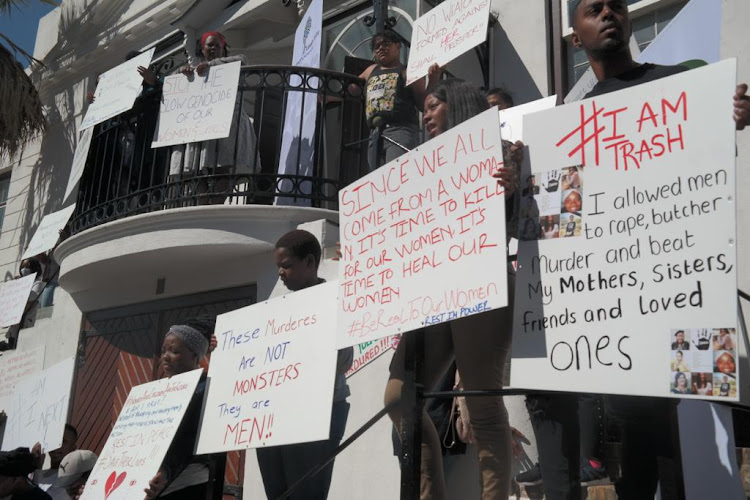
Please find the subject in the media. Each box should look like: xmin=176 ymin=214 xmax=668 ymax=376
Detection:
xmin=360 ymin=31 xmax=442 ymax=170
xmin=384 ymin=79 xmax=518 ymax=500
xmin=144 ymin=316 xmax=220 ymax=500
xmin=169 ymin=31 xmax=259 ymax=204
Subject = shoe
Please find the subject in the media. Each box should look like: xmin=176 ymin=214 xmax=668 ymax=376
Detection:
xmin=515 ymin=463 xmax=542 ymax=486
xmin=580 ymin=462 xmax=607 ymax=485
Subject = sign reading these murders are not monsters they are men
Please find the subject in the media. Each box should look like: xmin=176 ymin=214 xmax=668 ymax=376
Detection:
xmin=510 ymin=60 xmax=740 ymax=402
xmin=196 ymin=281 xmax=339 ymax=453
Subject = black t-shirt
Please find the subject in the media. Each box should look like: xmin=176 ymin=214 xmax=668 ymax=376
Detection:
xmin=585 ymin=63 xmax=688 ymax=99
xmin=12 ymin=486 xmax=52 ymax=500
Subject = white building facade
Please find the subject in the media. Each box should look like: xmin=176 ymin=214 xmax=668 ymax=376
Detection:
xmin=1 ymin=0 xmax=748 ymax=498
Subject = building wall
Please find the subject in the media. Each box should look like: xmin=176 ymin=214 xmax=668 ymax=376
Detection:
xmin=2 ymin=0 xmax=749 ymax=498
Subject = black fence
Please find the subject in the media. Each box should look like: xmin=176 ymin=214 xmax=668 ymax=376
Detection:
xmin=70 ymin=65 xmax=369 ymax=235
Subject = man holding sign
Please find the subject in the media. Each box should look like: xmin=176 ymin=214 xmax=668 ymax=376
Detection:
xmin=255 ymin=230 xmax=353 ymax=500
xmin=520 ymin=1 xmax=750 ymax=499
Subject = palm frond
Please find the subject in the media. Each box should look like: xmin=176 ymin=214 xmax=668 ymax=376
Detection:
xmin=0 ymin=0 xmax=60 ymax=16
xmin=0 ymin=35 xmax=47 ymax=158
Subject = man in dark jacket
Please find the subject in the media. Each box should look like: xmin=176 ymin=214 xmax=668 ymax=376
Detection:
xmin=0 ymin=448 xmax=51 ymax=500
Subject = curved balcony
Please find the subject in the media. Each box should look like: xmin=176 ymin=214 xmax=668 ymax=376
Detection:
xmin=58 ymin=65 xmax=367 ymax=311
xmin=69 ymin=65 xmax=368 ymax=235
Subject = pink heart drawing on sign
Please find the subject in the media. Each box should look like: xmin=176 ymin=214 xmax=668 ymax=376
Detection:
xmin=104 ymin=471 xmax=127 ymax=499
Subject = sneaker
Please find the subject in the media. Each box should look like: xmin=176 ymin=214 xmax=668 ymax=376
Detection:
xmin=515 ymin=463 xmax=542 ymax=486
xmin=580 ymin=462 xmax=608 ymax=485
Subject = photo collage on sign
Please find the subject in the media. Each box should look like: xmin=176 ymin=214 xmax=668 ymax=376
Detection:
xmin=519 ymin=165 xmax=583 ymax=241
xmin=669 ymin=328 xmax=738 ymax=397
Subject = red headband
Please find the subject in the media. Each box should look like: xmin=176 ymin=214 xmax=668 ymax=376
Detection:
xmin=200 ymin=31 xmax=226 ymax=48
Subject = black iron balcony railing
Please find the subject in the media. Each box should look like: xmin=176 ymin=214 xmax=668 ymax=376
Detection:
xmin=70 ymin=65 xmax=369 ymax=235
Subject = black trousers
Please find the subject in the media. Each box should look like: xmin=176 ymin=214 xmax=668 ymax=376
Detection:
xmin=256 ymin=400 xmax=350 ymax=500
xmin=526 ymin=393 xmax=684 ymax=500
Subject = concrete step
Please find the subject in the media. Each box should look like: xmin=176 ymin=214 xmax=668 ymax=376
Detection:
xmin=516 ymin=481 xmax=616 ymax=500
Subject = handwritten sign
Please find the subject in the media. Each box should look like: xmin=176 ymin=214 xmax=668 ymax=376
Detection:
xmin=151 ymin=61 xmax=241 ymax=148
xmin=510 ymin=60 xmax=739 ymax=401
xmin=0 ymin=346 xmax=45 ymax=413
xmin=80 ymin=49 xmax=155 ymax=130
xmin=337 ymin=108 xmax=508 ymax=347
xmin=80 ymin=368 xmax=202 ymax=500
xmin=22 ymin=204 xmax=76 ymax=261
xmin=63 ymin=128 xmax=94 ymax=202
xmin=345 ymin=335 xmax=398 ymax=378
xmin=196 ymin=282 xmax=338 ymax=453
xmin=1 ymin=357 xmax=75 ymax=452
xmin=0 ymin=274 xmax=40 ymax=327
xmin=406 ymin=0 xmax=490 ymax=85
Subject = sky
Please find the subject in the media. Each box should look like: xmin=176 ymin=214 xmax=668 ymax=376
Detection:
xmin=0 ymin=1 xmax=59 ymax=66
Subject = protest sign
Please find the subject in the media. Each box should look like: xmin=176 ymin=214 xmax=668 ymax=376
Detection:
xmin=276 ymin=0 xmax=323 ymax=206
xmin=63 ymin=128 xmax=94 ymax=202
xmin=80 ymin=368 xmax=202 ymax=500
xmin=406 ymin=0 xmax=490 ymax=85
xmin=2 ymin=357 xmax=75 ymax=452
xmin=22 ymin=204 xmax=76 ymax=261
xmin=0 ymin=274 xmax=40 ymax=327
xmin=0 ymin=346 xmax=45 ymax=413
xmin=510 ymin=60 xmax=739 ymax=400
xmin=345 ymin=335 xmax=399 ymax=378
xmin=498 ymin=95 xmax=557 ymax=144
xmin=151 ymin=61 xmax=241 ymax=148
xmin=196 ymin=281 xmax=338 ymax=453
xmin=337 ymin=108 xmax=508 ymax=348
xmin=80 ymin=49 xmax=155 ymax=130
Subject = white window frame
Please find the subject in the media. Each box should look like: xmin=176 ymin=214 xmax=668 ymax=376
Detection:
xmin=560 ymin=0 xmax=686 ymax=38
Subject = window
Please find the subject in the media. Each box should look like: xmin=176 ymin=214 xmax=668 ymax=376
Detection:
xmin=564 ymin=0 xmax=687 ymax=90
xmin=323 ymin=0 xmax=417 ymax=71
xmin=0 ymin=174 xmax=10 ymax=234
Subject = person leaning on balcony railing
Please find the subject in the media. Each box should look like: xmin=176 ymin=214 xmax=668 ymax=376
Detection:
xmin=358 ymin=30 xmax=442 ymax=171
xmin=168 ymin=31 xmax=260 ymax=205
xmin=383 ymin=79 xmax=519 ymax=500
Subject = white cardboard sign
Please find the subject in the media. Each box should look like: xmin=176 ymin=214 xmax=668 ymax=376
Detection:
xmin=337 ymin=108 xmax=508 ymax=347
xmin=0 ymin=273 xmax=40 ymax=327
xmin=0 ymin=346 xmax=45 ymax=413
xmin=63 ymin=128 xmax=94 ymax=202
xmin=80 ymin=368 xmax=203 ymax=500
xmin=80 ymin=49 xmax=155 ymax=130
xmin=22 ymin=204 xmax=76 ymax=261
xmin=510 ymin=60 xmax=739 ymax=401
xmin=196 ymin=282 xmax=339 ymax=453
xmin=1 ymin=357 xmax=75 ymax=452
xmin=498 ymin=95 xmax=557 ymax=144
xmin=406 ymin=0 xmax=490 ymax=85
xmin=0 ymin=274 xmax=36 ymax=326
xmin=152 ymin=61 xmax=241 ymax=148
xmin=345 ymin=335 xmax=398 ymax=378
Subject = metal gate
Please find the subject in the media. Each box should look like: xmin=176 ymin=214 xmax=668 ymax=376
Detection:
xmin=70 ymin=285 xmax=256 ymax=499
